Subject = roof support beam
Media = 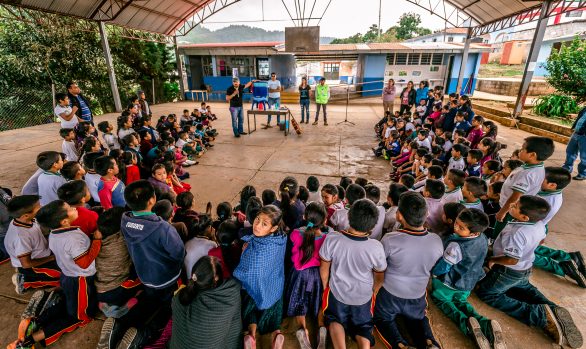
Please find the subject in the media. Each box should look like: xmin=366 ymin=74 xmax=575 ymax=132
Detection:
xmin=99 ymin=21 xmax=122 ymax=112
xmin=456 ymin=27 xmax=472 ymax=95
xmin=174 ymin=36 xmax=186 ymax=99
xmin=513 ymin=0 xmax=550 ymax=119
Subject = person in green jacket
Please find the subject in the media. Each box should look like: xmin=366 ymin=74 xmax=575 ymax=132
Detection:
xmin=313 ymin=78 xmax=330 ymax=126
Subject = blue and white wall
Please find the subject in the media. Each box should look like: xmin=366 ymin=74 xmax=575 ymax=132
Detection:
xmin=359 ymin=54 xmax=387 ymax=96
xmin=446 ymin=53 xmax=482 ymax=95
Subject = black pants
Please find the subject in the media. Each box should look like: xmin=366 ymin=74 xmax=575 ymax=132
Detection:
xmin=18 ymin=260 xmax=61 ymax=289
xmin=315 ymin=104 xmax=327 ymax=122
xmin=399 ymin=104 xmax=412 ymax=115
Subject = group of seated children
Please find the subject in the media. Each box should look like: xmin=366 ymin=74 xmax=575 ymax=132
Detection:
xmin=2 ymin=98 xmax=584 ymax=349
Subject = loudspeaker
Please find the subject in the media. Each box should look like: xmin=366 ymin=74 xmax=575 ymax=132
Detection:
xmin=285 ymin=26 xmax=320 ymax=52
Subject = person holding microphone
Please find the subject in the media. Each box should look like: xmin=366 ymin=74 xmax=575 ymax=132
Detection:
xmin=226 ymin=77 xmax=256 ymax=138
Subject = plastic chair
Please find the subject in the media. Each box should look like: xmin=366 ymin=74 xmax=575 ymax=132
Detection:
xmin=251 ymin=81 xmax=269 ymax=110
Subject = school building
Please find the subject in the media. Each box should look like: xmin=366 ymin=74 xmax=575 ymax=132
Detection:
xmin=177 ymin=41 xmax=490 ymax=100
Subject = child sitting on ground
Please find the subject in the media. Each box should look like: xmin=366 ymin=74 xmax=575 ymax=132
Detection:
xmin=148 ymin=163 xmax=174 ymax=195
xmin=439 ymin=202 xmax=466 ymax=240
xmin=320 ymin=199 xmax=387 ymax=349
xmin=286 ymin=202 xmax=329 ymax=349
xmin=163 ymin=162 xmax=191 ymax=195
xmin=262 ymin=189 xmax=277 ymax=206
xmin=95 ymin=207 xmax=143 ymax=347
xmin=306 ymin=176 xmax=322 ymax=203
xmin=9 ymin=200 xmax=101 ymax=348
xmin=461 ymin=177 xmax=486 ymax=210
xmin=184 ymin=214 xmax=217 ymax=277
xmin=57 ymin=180 xmax=98 ymax=237
xmin=492 ymin=159 xmax=523 ymax=183
xmin=234 ymin=205 xmax=288 ymax=349
xmin=83 ymin=152 xmax=103 ymax=205
xmin=534 ymin=167 xmax=586 ymax=288
xmin=399 ymin=174 xmax=416 ymax=190
xmin=121 ymin=151 xmax=140 ymax=185
xmin=483 ymin=182 xmax=503 ymax=239
xmin=481 ymin=159 xmax=502 ymax=185
xmin=36 ymin=151 xmax=67 ymax=206
xmin=321 ymin=184 xmax=343 ymax=224
xmin=467 ymin=115 xmax=485 ymax=149
xmin=476 ymin=195 xmax=583 ymax=348
xmin=207 ymin=220 xmax=241 ymax=278
xmin=5 ymin=195 xmax=61 ymax=295
xmin=466 ymin=149 xmax=483 ymax=177
xmin=61 ymin=161 xmax=86 ymax=181
xmin=98 ymin=121 xmax=121 ymax=151
xmin=329 ymin=184 xmax=365 ymax=232
xmin=173 ymin=191 xmax=200 ymax=236
xmin=95 ymin=155 xmax=126 ymax=209
xmin=431 ymin=208 xmax=505 ymax=349
xmin=424 ymin=179 xmax=446 ymax=234
xmin=448 ymin=144 xmax=468 ymax=172
xmin=375 ymin=192 xmax=442 ymax=349
xmin=153 ymin=199 xmax=189 ymax=242
xmin=383 ymin=183 xmax=409 ymax=234
xmin=60 ymin=128 xmax=79 ymax=162
xmin=442 ymin=169 xmax=466 ymax=204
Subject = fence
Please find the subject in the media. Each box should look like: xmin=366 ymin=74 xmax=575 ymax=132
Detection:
xmin=0 ymin=86 xmax=56 ymax=131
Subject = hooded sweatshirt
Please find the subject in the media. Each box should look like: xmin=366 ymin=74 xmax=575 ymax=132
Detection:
xmin=121 ymin=211 xmax=185 ymax=289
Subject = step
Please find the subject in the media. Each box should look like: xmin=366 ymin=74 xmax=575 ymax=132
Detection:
xmin=517 ymin=124 xmax=570 ymax=144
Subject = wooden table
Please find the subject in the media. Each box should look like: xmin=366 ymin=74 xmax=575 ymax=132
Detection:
xmin=246 ymin=108 xmax=291 ymax=136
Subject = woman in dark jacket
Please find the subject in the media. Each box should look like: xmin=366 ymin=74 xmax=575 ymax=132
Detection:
xmin=399 ymin=81 xmax=417 ymax=115
xmin=457 ymin=94 xmax=475 ymax=122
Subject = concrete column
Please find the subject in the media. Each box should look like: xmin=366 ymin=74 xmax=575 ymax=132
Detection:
xmin=98 ymin=21 xmax=122 ymax=112
xmin=174 ymin=36 xmax=186 ymax=100
xmin=513 ymin=0 xmax=551 ymax=117
xmin=456 ymin=27 xmax=472 ymax=95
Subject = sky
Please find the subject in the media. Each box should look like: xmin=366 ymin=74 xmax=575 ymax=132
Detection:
xmin=197 ymin=0 xmax=450 ymax=38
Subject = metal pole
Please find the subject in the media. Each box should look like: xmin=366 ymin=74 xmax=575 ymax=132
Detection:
xmin=513 ymin=0 xmax=550 ymax=118
xmin=51 ymin=83 xmax=56 ymax=110
xmin=174 ymin=36 xmax=186 ymax=101
xmin=98 ymin=21 xmax=122 ymax=112
xmin=378 ymin=0 xmax=382 ymax=39
xmin=152 ymin=78 xmax=156 ymax=105
xmin=456 ymin=27 xmax=472 ymax=96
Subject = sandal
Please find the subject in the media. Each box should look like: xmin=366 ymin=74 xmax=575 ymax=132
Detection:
xmin=244 ymin=334 xmax=256 ymax=349
xmin=272 ymin=331 xmax=285 ymax=349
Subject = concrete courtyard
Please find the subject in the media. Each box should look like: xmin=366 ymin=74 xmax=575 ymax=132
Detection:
xmin=0 ymin=101 xmax=584 ymax=348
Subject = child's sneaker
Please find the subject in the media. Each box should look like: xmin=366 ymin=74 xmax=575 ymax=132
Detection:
xmin=543 ymin=304 xmax=563 ymax=345
xmin=295 ymin=329 xmax=311 ymax=349
xmin=116 ymin=327 xmax=148 ymax=349
xmin=271 ymin=331 xmax=284 ymax=349
xmin=97 ymin=317 xmax=125 ymax=349
xmin=553 ymin=306 xmax=583 ymax=348
xmin=570 ymin=251 xmax=586 ymax=275
xmin=489 ymin=320 xmax=506 ymax=349
xmin=560 ymin=260 xmax=586 ymax=288
xmin=21 ymin=290 xmax=46 ymax=320
xmin=467 ymin=317 xmax=490 ymax=349
xmin=11 ymin=273 xmax=25 ymax=295
xmin=317 ymin=326 xmax=327 ymax=349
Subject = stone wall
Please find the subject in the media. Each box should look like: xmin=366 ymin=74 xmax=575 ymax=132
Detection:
xmin=476 ymin=78 xmax=555 ymax=96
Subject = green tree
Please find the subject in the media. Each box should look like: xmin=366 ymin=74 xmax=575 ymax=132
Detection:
xmin=395 ymin=12 xmax=430 ymax=40
xmin=362 ymin=24 xmax=381 ymax=42
xmin=545 ymin=37 xmax=586 ymax=103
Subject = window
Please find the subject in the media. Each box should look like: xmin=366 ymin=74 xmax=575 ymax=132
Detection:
xmin=420 ymin=53 xmax=431 ymax=65
xmin=447 ymin=36 xmax=454 ymax=42
xmin=408 ymin=53 xmax=420 ymax=65
xmin=215 ymin=56 xmax=254 ymax=77
xmin=566 ymin=10 xmax=583 ymax=17
xmin=430 ymin=66 xmax=439 ymax=72
xmin=386 ymin=53 xmax=395 ymax=65
xmin=432 ymin=53 xmax=443 ymax=65
xmin=323 ymin=62 xmax=340 ymax=80
xmin=395 ymin=53 xmax=407 ymax=65
xmin=202 ymin=56 xmax=213 ymax=76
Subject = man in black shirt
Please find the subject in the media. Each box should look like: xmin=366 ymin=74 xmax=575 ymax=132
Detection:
xmin=226 ymin=77 xmax=257 ymax=137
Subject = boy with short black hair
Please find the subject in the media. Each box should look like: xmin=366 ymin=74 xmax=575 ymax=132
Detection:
xmin=431 ymin=208 xmax=504 ymax=348
xmin=454 ymin=112 xmax=471 ymax=133
xmin=121 ymin=180 xmax=184 ymax=299
xmin=375 ymin=192 xmax=443 ymax=349
xmin=461 ymin=177 xmax=486 ymax=210
xmin=483 ymin=181 xmax=503 ymax=238
xmin=494 ymin=136 xmax=555 ymax=235
xmin=4 ymin=195 xmax=61 ymax=295
xmin=11 ymin=200 xmax=101 ymax=348
xmin=36 ymin=151 xmax=67 ymax=206
xmin=448 ymin=144 xmax=468 ymax=171
xmin=440 ymin=202 xmax=466 ymax=239
xmin=306 ymin=175 xmax=322 ymax=203
xmin=320 ymin=199 xmax=387 ymax=349
xmin=416 ymin=129 xmax=431 ymax=151
xmin=399 ymin=174 xmax=415 ymax=190
xmin=60 ymin=128 xmax=79 ymax=162
xmin=424 ymin=179 xmax=446 ymax=234
xmin=442 ymin=169 xmax=465 ymax=204
xmin=364 ymin=184 xmax=386 ymax=240
xmin=467 ymin=115 xmax=485 ymax=149
xmin=95 ymin=155 xmax=126 ymax=209
xmin=534 ymin=167 xmax=586 ymax=287
xmin=98 ymin=121 xmax=121 ymax=150
xmin=466 ymin=149 xmax=483 ymax=177
xmin=384 ymin=183 xmax=409 ymax=234
xmin=482 ymin=159 xmax=502 ymax=184
xmin=477 ymin=195 xmax=583 ymax=348
xmin=61 ymin=161 xmax=86 ymax=181
xmin=57 ymin=180 xmax=98 ymax=237
xmin=330 ymin=183 xmax=366 ymax=232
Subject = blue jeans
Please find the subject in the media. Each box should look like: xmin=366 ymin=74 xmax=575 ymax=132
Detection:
xmin=563 ymin=132 xmax=586 ymax=177
xmin=476 ymin=265 xmax=555 ymax=328
xmin=268 ymin=97 xmax=281 ymax=124
xmin=229 ymin=107 xmax=244 ymax=136
xmin=300 ymin=99 xmax=310 ymax=122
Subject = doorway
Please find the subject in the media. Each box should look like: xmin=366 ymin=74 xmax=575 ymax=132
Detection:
xmin=256 ymin=58 xmax=270 ymax=80
xmin=444 ymin=55 xmax=454 ymax=93
xmin=190 ymin=56 xmax=205 ymax=90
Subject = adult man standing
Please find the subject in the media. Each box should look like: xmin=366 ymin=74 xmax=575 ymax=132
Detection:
xmin=563 ymin=106 xmax=586 ymax=180
xmin=67 ymin=81 xmax=93 ymax=124
xmin=226 ymin=77 xmax=255 ymax=137
xmin=138 ymin=90 xmax=152 ymax=117
xmin=313 ymin=78 xmax=330 ymax=126
xmin=265 ymin=72 xmax=282 ymax=128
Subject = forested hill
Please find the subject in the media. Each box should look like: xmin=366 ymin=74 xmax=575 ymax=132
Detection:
xmin=181 ymin=25 xmax=335 ymax=44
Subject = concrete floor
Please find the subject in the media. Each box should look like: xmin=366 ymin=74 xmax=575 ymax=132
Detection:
xmin=0 ymin=101 xmax=584 ymax=349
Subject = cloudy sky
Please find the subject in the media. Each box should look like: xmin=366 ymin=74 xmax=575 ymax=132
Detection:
xmin=198 ymin=0 xmax=450 ymax=38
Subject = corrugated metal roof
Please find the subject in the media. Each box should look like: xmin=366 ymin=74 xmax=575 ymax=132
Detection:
xmin=8 ymin=0 xmax=547 ymax=36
